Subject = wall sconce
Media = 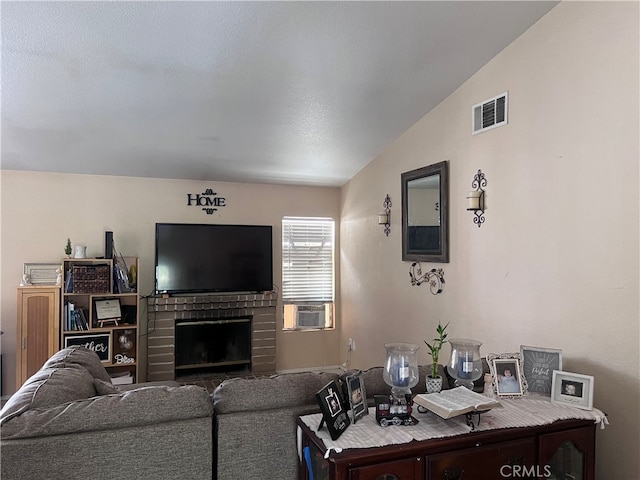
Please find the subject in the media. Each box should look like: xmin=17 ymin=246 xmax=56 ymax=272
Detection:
xmin=467 ymin=169 xmax=487 ymax=227
xmin=378 ymin=194 xmax=392 ymax=236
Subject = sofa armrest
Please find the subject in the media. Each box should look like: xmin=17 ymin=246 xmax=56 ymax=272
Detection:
xmin=1 ymin=385 xmax=213 ymax=440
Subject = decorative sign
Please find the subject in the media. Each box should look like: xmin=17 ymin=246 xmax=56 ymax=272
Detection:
xmin=114 ymin=353 xmax=135 ymax=364
xmin=64 ymin=334 xmax=111 ymax=363
xmin=520 ymin=345 xmax=563 ymax=395
xmin=187 ymin=188 xmax=226 ymax=215
xmin=95 ymin=298 xmax=122 ymax=322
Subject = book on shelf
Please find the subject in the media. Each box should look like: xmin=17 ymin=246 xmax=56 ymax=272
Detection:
xmin=413 ymin=386 xmax=502 ymax=420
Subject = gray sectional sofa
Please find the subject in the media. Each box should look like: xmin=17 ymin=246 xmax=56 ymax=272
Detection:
xmin=0 ymin=346 xmax=214 ymax=480
xmin=2 ymin=346 xmax=446 ymax=480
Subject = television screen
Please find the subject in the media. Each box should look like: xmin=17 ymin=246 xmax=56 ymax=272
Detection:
xmin=155 ymin=223 xmax=273 ymax=294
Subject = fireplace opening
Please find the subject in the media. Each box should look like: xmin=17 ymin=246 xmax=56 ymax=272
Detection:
xmin=175 ymin=317 xmax=252 ymax=376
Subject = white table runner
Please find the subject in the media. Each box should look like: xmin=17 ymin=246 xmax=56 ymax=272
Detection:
xmin=298 ymin=395 xmax=608 ymax=457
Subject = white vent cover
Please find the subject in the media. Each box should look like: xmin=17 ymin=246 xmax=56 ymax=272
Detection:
xmin=472 ymin=92 xmax=508 ymax=135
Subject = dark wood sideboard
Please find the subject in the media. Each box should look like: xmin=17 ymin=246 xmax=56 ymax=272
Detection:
xmin=297 ymin=416 xmax=596 ymax=480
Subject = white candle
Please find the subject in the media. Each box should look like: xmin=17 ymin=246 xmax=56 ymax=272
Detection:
xmin=378 ymin=213 xmax=389 ymax=225
xmin=467 ymin=191 xmax=482 ymax=210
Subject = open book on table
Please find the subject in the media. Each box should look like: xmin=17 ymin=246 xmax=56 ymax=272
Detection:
xmin=413 ymin=386 xmax=502 ymax=420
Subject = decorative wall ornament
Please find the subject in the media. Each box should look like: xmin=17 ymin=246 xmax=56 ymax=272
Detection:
xmin=187 ymin=188 xmax=227 ymax=215
xmin=378 ymin=194 xmax=392 ymax=236
xmin=409 ymin=262 xmax=445 ymax=295
xmin=467 ymin=170 xmax=486 ymax=227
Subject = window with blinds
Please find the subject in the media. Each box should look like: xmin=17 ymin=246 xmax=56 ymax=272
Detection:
xmin=282 ymin=217 xmax=335 ymax=330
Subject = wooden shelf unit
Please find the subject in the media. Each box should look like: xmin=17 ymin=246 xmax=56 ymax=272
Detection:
xmin=60 ymin=257 xmax=139 ymax=383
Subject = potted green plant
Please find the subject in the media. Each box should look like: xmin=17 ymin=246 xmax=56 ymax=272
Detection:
xmin=64 ymin=238 xmax=72 ymax=257
xmin=424 ymin=321 xmax=449 ymax=393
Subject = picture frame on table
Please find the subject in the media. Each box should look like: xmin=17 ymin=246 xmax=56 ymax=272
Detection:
xmin=488 ymin=352 xmax=528 ymax=397
xmin=345 ymin=371 xmax=368 ymax=423
xmin=520 ymin=345 xmax=563 ymax=395
xmin=315 ymin=380 xmax=350 ymax=440
xmin=551 ymin=371 xmax=594 ymax=411
xmin=23 ymin=263 xmax=61 ymax=285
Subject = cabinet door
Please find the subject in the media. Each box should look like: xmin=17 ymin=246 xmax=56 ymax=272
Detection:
xmin=427 ymin=438 xmax=536 ymax=480
xmin=539 ymin=426 xmax=595 ymax=480
xmin=349 ymin=457 xmax=423 ymax=480
xmin=17 ymin=287 xmax=60 ymax=386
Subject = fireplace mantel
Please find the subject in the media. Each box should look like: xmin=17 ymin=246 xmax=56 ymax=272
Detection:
xmin=146 ymin=293 xmax=277 ymax=382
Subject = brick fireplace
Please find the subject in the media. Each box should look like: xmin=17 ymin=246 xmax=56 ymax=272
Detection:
xmin=146 ymin=293 xmax=277 ymax=381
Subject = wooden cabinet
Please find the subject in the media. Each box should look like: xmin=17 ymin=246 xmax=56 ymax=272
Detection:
xmin=16 ymin=286 xmax=60 ymax=387
xmin=60 ymin=257 xmax=139 ymax=384
xmin=298 ymin=417 xmax=597 ymax=480
xmin=539 ymin=426 xmax=596 ymax=480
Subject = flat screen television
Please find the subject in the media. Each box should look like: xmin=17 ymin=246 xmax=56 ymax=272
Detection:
xmin=155 ymin=223 xmax=273 ymax=294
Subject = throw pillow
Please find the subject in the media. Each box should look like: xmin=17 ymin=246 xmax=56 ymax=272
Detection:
xmin=93 ymin=378 xmax=121 ymax=395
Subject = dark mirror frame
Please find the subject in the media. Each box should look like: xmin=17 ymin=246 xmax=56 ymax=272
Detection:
xmin=401 ymin=160 xmax=449 ymax=263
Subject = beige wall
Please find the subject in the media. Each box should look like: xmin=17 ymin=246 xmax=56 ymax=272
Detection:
xmin=0 ymin=172 xmax=342 ymax=394
xmin=340 ymin=2 xmax=638 ymax=479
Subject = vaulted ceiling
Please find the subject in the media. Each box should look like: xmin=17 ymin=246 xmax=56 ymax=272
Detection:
xmin=1 ymin=1 xmax=557 ymax=187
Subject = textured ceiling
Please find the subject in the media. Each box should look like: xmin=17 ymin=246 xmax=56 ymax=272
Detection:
xmin=1 ymin=1 xmax=557 ymax=187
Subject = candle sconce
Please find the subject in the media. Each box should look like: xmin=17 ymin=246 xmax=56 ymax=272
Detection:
xmin=467 ymin=170 xmax=487 ymax=228
xmin=409 ymin=262 xmax=445 ymax=295
xmin=378 ymin=194 xmax=392 ymax=236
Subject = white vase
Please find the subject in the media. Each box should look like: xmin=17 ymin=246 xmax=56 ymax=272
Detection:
xmin=426 ymin=375 xmax=443 ymax=394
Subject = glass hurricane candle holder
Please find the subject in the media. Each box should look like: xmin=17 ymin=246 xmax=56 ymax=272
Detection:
xmin=446 ymin=338 xmax=483 ymax=389
xmin=383 ymin=343 xmax=420 ymax=400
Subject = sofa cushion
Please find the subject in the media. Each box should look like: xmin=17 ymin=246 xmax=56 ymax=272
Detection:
xmin=1 ymin=385 xmax=213 ymax=439
xmin=42 ymin=346 xmax=112 ymax=382
xmin=213 ymin=371 xmax=340 ymax=414
xmin=0 ymin=364 xmax=96 ymax=425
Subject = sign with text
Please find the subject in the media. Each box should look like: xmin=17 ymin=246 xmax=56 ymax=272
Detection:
xmin=64 ymin=334 xmax=111 ymax=363
xmin=187 ymin=188 xmax=226 ymax=215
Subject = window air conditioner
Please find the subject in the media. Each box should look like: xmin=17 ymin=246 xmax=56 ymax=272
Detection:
xmin=296 ymin=305 xmax=326 ymax=329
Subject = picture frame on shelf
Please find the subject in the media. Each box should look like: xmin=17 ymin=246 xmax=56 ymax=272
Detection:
xmin=315 ymin=380 xmax=350 ymax=440
xmin=64 ymin=333 xmax=111 ymax=363
xmin=551 ymin=371 xmax=594 ymax=411
xmin=23 ymin=263 xmax=61 ymax=285
xmin=94 ymin=298 xmax=121 ymax=327
xmin=488 ymin=353 xmax=527 ymax=398
xmin=520 ymin=345 xmax=563 ymax=395
xmin=345 ymin=371 xmax=368 ymax=423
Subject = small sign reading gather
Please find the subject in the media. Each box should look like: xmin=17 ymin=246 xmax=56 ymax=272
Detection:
xmin=187 ymin=188 xmax=226 ymax=215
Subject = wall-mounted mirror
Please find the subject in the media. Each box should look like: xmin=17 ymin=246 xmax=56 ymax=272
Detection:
xmin=401 ymin=161 xmax=449 ymax=263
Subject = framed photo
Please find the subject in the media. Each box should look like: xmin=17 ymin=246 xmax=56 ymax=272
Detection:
xmin=64 ymin=333 xmax=111 ymax=363
xmin=23 ymin=263 xmax=61 ymax=285
xmin=315 ymin=380 xmax=350 ymax=440
xmin=345 ymin=371 xmax=368 ymax=423
xmin=488 ymin=353 xmax=528 ymax=397
xmin=551 ymin=371 xmax=594 ymax=411
xmin=94 ymin=298 xmax=122 ymax=321
xmin=520 ymin=345 xmax=563 ymax=395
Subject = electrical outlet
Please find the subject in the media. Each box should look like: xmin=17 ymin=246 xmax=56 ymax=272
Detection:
xmin=347 ymin=338 xmax=356 ymax=351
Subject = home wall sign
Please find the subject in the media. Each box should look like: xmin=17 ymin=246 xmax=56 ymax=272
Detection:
xmin=187 ymin=188 xmax=227 ymax=215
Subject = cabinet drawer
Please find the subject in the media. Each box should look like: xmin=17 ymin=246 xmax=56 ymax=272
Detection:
xmin=427 ymin=437 xmax=536 ymax=480
xmin=350 ymin=456 xmax=423 ymax=480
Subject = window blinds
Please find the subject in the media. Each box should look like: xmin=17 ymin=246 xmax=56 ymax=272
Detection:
xmin=282 ymin=217 xmax=334 ymax=304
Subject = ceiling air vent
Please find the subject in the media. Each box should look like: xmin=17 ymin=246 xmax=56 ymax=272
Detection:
xmin=472 ymin=92 xmax=508 ymax=135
